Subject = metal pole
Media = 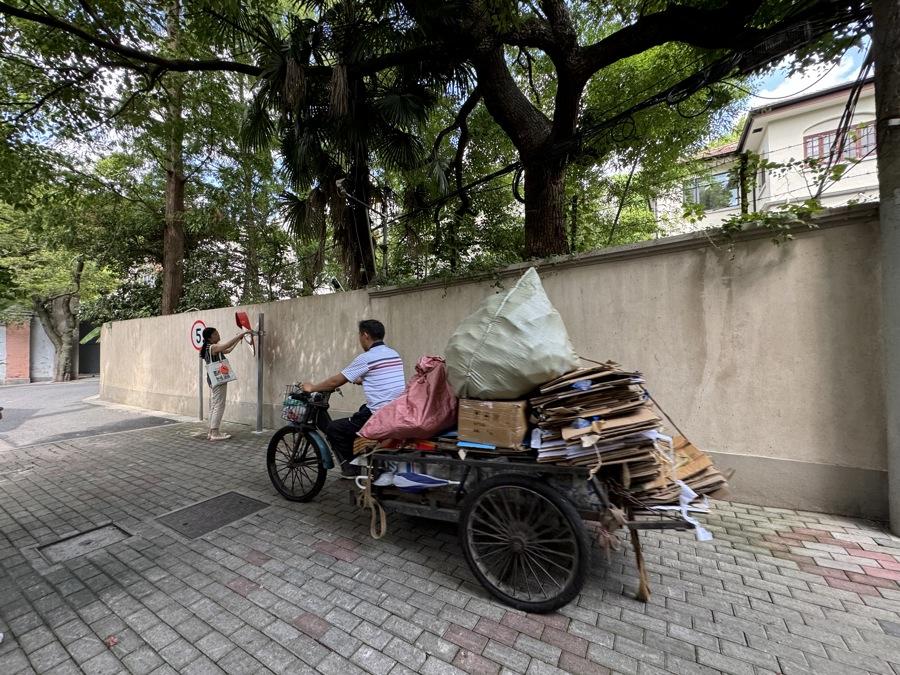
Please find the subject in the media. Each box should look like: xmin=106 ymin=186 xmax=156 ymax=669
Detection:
xmin=256 ymin=313 xmax=264 ymax=432
xmin=198 ymin=358 xmax=204 ymax=421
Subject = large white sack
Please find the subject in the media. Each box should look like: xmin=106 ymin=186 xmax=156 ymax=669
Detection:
xmin=446 ymin=267 xmax=579 ymax=399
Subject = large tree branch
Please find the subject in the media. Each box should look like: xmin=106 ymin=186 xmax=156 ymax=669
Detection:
xmin=472 ymin=47 xmax=551 ymax=157
xmin=550 ymin=69 xmax=583 ymax=144
xmin=574 ymin=1 xmax=766 ymax=80
xmin=432 ymin=86 xmax=481 ymax=158
xmin=539 ymin=0 xmax=577 ymax=50
xmin=31 ymin=296 xmax=62 ymax=351
xmin=1 ymin=1 xmax=456 ymax=84
xmin=72 ymin=256 xmax=84 ymax=294
xmin=9 ymin=67 xmax=99 ymax=124
xmin=503 ymin=2 xmax=577 ymax=66
xmin=0 ymin=1 xmax=262 ymax=76
xmin=503 ymin=16 xmax=559 ymax=56
xmin=57 ymin=160 xmax=160 ymax=214
xmin=451 ymin=90 xmax=481 ymax=217
xmin=549 ymin=3 xmax=870 ymax=163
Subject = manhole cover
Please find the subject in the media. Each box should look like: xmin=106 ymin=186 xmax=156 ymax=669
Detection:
xmin=156 ymin=492 xmax=268 ymax=539
xmin=38 ymin=525 xmax=130 ymax=564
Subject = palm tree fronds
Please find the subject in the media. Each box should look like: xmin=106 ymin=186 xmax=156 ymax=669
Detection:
xmin=375 ymin=127 xmax=425 ymax=171
xmin=241 ymin=95 xmax=275 ymax=152
xmin=279 ymin=188 xmax=327 ymax=244
xmin=373 ymin=91 xmax=429 ymax=128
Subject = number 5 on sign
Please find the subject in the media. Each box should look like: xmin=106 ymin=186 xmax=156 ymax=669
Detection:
xmin=191 ymin=320 xmax=206 ymax=351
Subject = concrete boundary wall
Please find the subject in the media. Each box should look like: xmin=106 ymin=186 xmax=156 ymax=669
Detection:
xmin=101 ymin=204 xmax=886 ymax=519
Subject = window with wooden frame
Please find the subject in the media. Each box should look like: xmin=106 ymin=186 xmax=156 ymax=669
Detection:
xmin=803 ymin=123 xmax=876 ymax=161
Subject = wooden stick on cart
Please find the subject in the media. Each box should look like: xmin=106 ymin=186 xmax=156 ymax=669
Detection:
xmin=627 ymin=507 xmax=652 ymax=602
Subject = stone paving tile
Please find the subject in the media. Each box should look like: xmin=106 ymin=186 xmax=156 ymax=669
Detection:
xmin=1 ymin=422 xmax=900 ymax=674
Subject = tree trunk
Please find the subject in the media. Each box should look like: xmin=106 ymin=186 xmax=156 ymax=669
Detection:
xmin=240 ymin=169 xmax=262 ymax=303
xmin=738 ymin=151 xmax=750 ymax=214
xmin=160 ymin=0 xmax=186 ymax=315
xmin=524 ymin=161 xmax=569 ymax=258
xmin=874 ymin=0 xmax=900 ymax=534
xmin=238 ymin=75 xmax=262 ymax=304
xmin=449 ymin=210 xmax=462 ymax=272
xmin=339 ymin=68 xmax=376 ymax=289
xmin=344 ymin=157 xmax=376 ymax=288
xmin=31 ymin=258 xmax=83 ymax=382
xmin=569 ymin=193 xmax=579 ymax=251
xmin=469 ymin=46 xmax=577 ymax=259
xmin=162 ymin=153 xmax=185 ymax=314
xmin=56 ymin=304 xmax=75 ymax=381
xmin=243 ymin=227 xmax=261 ymax=302
xmin=32 ymin=298 xmax=63 ymax=380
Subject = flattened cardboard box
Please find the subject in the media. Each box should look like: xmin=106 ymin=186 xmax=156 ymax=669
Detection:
xmin=458 ymin=399 xmax=528 ymax=448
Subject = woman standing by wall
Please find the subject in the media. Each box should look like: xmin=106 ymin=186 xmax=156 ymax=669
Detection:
xmin=200 ymin=326 xmax=249 ymax=441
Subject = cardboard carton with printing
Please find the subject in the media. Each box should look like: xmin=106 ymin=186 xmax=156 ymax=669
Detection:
xmin=457 ymin=399 xmax=528 ymax=448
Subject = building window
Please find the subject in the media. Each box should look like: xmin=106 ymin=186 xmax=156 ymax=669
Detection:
xmin=804 ymin=123 xmax=876 ymax=161
xmin=683 ymin=171 xmax=738 ymax=210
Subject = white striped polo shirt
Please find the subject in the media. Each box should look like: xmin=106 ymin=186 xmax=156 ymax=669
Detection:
xmin=341 ymin=343 xmax=406 ymax=411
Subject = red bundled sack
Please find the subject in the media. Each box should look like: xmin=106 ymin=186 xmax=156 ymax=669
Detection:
xmin=360 ymin=356 xmax=458 ymax=440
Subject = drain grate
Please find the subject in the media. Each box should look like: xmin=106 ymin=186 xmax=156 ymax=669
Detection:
xmin=38 ymin=525 xmax=130 ymax=564
xmin=156 ymin=491 xmax=268 ymax=539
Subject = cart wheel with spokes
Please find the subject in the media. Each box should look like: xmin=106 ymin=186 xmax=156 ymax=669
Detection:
xmin=266 ymin=426 xmax=327 ymax=502
xmin=459 ymin=473 xmax=590 ymax=613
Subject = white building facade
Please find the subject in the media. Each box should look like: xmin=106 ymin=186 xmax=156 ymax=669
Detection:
xmin=654 ymin=79 xmax=878 ymax=233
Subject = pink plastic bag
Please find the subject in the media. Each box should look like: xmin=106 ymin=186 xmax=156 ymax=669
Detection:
xmin=360 ymin=356 xmax=458 ymax=440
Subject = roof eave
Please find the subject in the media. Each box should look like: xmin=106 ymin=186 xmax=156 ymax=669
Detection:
xmin=736 ymin=76 xmax=876 ymax=154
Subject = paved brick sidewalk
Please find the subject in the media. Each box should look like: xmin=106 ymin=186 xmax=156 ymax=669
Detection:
xmin=1 ymin=423 xmax=900 ymax=675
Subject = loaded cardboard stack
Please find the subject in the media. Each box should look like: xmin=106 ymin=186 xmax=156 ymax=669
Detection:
xmin=527 ymin=361 xmax=727 ymax=504
xmin=627 ymin=435 xmax=728 ymax=504
xmin=425 ymin=360 xmax=726 ymax=507
xmin=402 ymin=265 xmax=728 ymax=507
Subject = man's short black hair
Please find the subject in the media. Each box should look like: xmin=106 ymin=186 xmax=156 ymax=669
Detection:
xmin=359 ymin=319 xmax=385 ymax=341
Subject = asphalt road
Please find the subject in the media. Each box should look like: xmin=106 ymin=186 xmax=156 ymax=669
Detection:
xmin=0 ymin=379 xmax=177 ymax=450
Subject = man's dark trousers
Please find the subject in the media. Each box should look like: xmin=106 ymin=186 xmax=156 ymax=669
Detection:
xmin=326 ymin=404 xmax=372 ymax=466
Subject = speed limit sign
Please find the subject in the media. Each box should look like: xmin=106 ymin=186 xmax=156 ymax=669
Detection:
xmin=190 ymin=320 xmax=206 ymax=351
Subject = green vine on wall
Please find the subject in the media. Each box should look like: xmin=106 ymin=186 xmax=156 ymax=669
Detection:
xmin=683 ymin=148 xmax=869 ymax=252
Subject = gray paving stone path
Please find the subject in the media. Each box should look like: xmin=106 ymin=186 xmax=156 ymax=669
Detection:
xmin=0 ymin=380 xmax=176 ymax=451
xmin=1 ymin=421 xmax=900 ymax=674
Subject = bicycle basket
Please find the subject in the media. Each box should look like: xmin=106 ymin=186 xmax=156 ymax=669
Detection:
xmin=281 ymin=386 xmax=331 ymax=424
xmin=281 ymin=385 xmax=310 ymax=424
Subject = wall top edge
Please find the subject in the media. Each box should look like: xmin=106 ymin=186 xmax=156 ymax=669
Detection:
xmin=102 ymin=202 xmax=879 ymax=328
xmin=368 ymin=202 xmax=879 ymax=298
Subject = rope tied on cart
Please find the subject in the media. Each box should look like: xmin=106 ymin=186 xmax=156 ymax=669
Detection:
xmin=581 ymin=433 xmax=604 ymax=481
xmin=593 ymin=505 xmax=626 ymax=559
xmin=356 ymin=463 xmax=388 ymax=539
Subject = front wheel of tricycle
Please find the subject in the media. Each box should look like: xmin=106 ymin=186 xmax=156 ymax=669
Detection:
xmin=459 ymin=473 xmax=590 ymax=613
xmin=266 ymin=426 xmax=327 ymax=502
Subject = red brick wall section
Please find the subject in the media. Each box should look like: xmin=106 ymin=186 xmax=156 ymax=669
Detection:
xmin=5 ymin=322 xmax=31 ymax=383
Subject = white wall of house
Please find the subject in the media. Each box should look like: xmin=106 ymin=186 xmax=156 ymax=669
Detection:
xmin=658 ymin=84 xmax=879 ymax=233
xmin=751 ymin=89 xmax=878 ymax=212
xmin=30 ymin=317 xmax=55 ymax=381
